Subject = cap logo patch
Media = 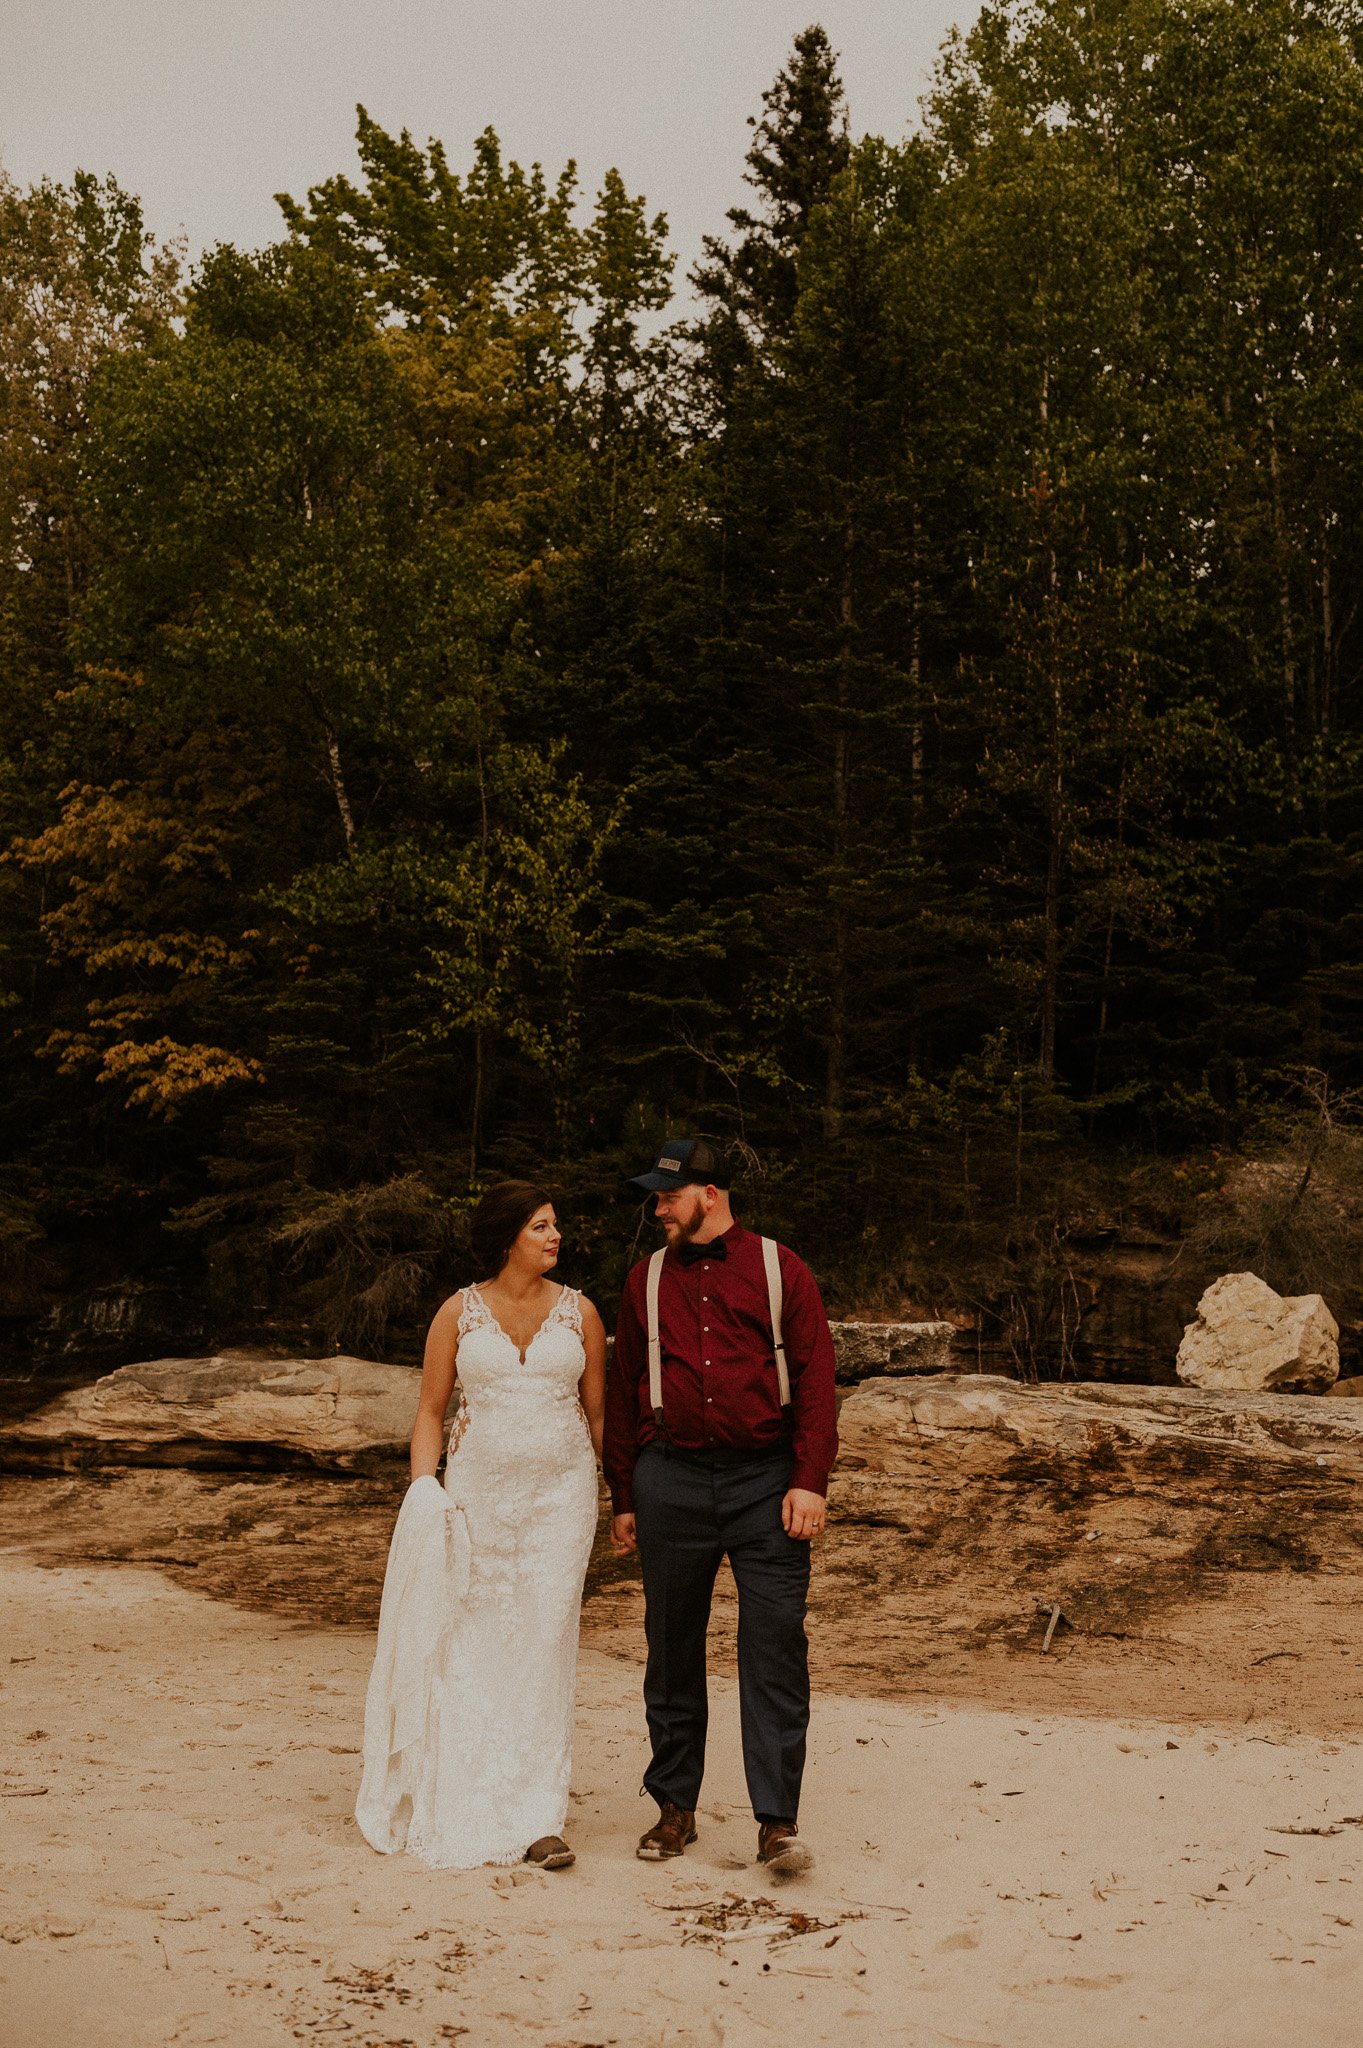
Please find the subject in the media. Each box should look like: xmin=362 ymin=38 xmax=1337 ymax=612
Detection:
xmin=658 ymin=1156 xmax=682 ymax=1172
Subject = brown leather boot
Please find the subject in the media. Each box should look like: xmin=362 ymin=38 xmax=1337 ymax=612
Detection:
xmin=757 ymin=1819 xmax=813 ymax=1877
xmin=636 ymin=1800 xmax=698 ymax=1861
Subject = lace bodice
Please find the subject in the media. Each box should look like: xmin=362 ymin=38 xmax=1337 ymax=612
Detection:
xmin=456 ymin=1280 xmax=582 ymax=1350
xmin=448 ymin=1282 xmax=586 ymax=1444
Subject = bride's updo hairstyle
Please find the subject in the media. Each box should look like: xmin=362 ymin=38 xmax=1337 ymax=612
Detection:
xmin=469 ymin=1179 xmax=556 ymax=1280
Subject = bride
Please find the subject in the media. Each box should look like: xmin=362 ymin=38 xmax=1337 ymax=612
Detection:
xmin=355 ymin=1180 xmax=606 ymax=1870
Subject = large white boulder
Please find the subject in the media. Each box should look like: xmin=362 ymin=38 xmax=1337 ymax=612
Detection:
xmin=1176 ymin=1272 xmax=1339 ymax=1394
xmin=0 ymin=1350 xmax=418 ymax=1471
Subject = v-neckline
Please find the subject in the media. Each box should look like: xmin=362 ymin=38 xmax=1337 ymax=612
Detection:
xmin=472 ymin=1282 xmax=566 ymax=1363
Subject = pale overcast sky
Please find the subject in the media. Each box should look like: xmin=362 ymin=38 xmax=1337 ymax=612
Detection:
xmin=3 ymin=1 xmax=977 ymax=289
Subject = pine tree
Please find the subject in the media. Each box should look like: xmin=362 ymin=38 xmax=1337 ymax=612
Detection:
xmin=691 ymin=25 xmax=851 ymax=388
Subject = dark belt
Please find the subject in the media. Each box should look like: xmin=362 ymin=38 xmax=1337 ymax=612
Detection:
xmin=652 ymin=1440 xmax=792 ymax=1468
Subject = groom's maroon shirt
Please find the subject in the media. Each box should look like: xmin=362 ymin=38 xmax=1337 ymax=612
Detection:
xmin=604 ymin=1221 xmax=838 ymax=1514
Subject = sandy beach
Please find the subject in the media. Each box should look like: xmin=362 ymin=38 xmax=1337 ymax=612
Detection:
xmin=3 ymin=1543 xmax=1360 ymax=2048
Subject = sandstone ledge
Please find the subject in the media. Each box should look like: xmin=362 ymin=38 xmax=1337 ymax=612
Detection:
xmin=832 ymin=1319 xmax=957 ymax=1381
xmin=0 ymin=1352 xmax=417 ymax=1473
xmin=1 ymin=1322 xmax=958 ymax=1475
xmin=837 ymin=1372 xmax=1363 ymax=1496
xmin=9 ymin=1348 xmax=1363 ymax=1486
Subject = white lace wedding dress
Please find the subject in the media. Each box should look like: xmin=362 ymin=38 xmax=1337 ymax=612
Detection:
xmin=354 ymin=1282 xmax=598 ymax=1868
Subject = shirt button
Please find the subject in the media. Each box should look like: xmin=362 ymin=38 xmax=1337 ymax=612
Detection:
xmin=703 ymin=1326 xmax=709 ymax=1332
xmin=706 ymin=1397 xmax=713 ymax=1404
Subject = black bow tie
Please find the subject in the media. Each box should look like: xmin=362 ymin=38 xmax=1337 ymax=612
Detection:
xmin=677 ymin=1237 xmax=728 ymax=1266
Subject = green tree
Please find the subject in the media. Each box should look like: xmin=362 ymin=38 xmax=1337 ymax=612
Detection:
xmin=709 ymin=139 xmax=945 ymax=1143
xmin=0 ymin=170 xmax=181 ymax=1251
xmin=0 ymin=169 xmax=179 ymax=712
xmin=276 ymin=109 xmax=584 ymax=326
xmin=693 ymin=23 xmax=851 ymax=380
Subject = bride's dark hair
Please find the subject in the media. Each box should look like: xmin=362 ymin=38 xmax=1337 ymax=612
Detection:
xmin=469 ymin=1179 xmax=556 ymax=1278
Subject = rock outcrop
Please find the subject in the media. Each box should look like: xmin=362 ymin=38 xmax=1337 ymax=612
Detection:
xmin=794 ymin=1372 xmax=1363 ymax=1691
xmin=832 ymin=1319 xmax=958 ymax=1382
xmin=0 ymin=1351 xmax=417 ymax=1472
xmin=12 ymin=1328 xmax=1361 ymax=1484
xmin=1175 ymin=1272 xmax=1339 ymax=1394
xmin=836 ymin=1371 xmax=1363 ymax=1491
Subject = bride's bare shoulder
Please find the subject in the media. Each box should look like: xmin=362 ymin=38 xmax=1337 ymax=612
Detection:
xmin=576 ymin=1292 xmax=605 ymax=1331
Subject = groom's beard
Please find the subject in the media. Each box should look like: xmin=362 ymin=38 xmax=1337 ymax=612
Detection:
xmin=663 ymin=1198 xmax=706 ymax=1243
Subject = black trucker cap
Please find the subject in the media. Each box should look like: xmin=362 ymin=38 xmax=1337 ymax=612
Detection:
xmin=629 ymin=1136 xmax=731 ymax=1194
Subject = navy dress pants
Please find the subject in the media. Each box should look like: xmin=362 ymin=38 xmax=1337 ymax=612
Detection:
xmin=631 ymin=1441 xmax=811 ymax=1823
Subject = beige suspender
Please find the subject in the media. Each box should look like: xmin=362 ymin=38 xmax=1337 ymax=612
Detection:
xmin=645 ymin=1237 xmax=791 ymax=1430
xmin=645 ymin=1246 xmax=667 ymax=1427
xmin=761 ymin=1235 xmax=793 ymax=1410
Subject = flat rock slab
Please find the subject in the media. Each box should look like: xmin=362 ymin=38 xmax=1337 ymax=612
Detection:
xmin=832 ymin=1318 xmax=958 ymax=1381
xmin=2 ymin=1326 xmax=963 ymax=1473
xmin=0 ymin=1351 xmax=418 ymax=1472
xmin=12 ymin=1349 xmax=1363 ymax=1489
xmin=838 ymin=1371 xmax=1363 ymax=1486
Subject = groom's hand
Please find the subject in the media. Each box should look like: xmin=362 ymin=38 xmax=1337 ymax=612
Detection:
xmin=610 ymin=1513 xmax=637 ymax=1555
xmin=782 ymin=1488 xmax=826 ymax=1541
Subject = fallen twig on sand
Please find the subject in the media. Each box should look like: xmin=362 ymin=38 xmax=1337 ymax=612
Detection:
xmin=1270 ymin=1817 xmax=1363 ymax=1837
xmin=654 ymin=1892 xmax=843 ymax=1950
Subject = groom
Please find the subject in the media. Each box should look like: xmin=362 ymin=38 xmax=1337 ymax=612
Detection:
xmin=605 ymin=1138 xmax=838 ymax=1877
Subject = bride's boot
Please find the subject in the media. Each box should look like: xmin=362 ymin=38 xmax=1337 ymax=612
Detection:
xmin=524 ymin=1836 xmax=575 ymax=1870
